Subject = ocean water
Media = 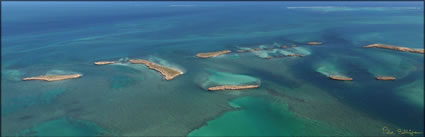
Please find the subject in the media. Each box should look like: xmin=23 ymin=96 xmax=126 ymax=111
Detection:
xmin=1 ymin=1 xmax=424 ymax=136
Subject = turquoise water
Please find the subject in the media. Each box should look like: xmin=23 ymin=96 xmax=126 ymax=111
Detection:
xmin=189 ymin=96 xmax=355 ymax=136
xmin=2 ymin=1 xmax=424 ymax=136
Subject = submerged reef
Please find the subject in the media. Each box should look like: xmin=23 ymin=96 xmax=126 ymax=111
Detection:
xmin=364 ymin=44 xmax=424 ymax=54
xmin=129 ymin=59 xmax=183 ymax=80
xmin=237 ymin=44 xmax=311 ymax=59
xmin=236 ymin=50 xmax=245 ymax=53
xmin=376 ymin=76 xmax=396 ymax=81
xmin=23 ymin=74 xmax=82 ymax=81
xmin=329 ymin=75 xmax=353 ymax=81
xmin=208 ymin=85 xmax=260 ymax=91
xmin=196 ymin=50 xmax=232 ymax=58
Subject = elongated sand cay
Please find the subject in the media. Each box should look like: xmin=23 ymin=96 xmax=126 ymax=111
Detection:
xmin=196 ymin=50 xmax=232 ymax=58
xmin=129 ymin=59 xmax=183 ymax=80
xmin=208 ymin=84 xmax=260 ymax=91
xmin=376 ymin=76 xmax=396 ymax=81
xmin=329 ymin=75 xmax=353 ymax=81
xmin=94 ymin=61 xmax=119 ymax=65
xmin=364 ymin=44 xmax=424 ymax=54
xmin=23 ymin=74 xmax=82 ymax=81
xmin=287 ymin=54 xmax=304 ymax=57
xmin=307 ymin=42 xmax=322 ymax=45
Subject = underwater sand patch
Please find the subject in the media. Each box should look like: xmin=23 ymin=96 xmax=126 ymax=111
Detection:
xmin=395 ymin=80 xmax=424 ymax=108
xmin=199 ymin=69 xmax=261 ymax=91
xmin=315 ymin=59 xmax=350 ymax=79
xmin=129 ymin=59 xmax=183 ymax=80
xmin=23 ymin=74 xmax=82 ymax=82
xmin=364 ymin=44 xmax=424 ymax=54
xmin=196 ymin=50 xmax=232 ymax=58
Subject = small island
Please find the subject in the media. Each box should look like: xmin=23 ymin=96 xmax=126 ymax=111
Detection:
xmin=129 ymin=59 xmax=183 ymax=80
xmin=329 ymin=75 xmax=353 ymax=81
xmin=376 ymin=76 xmax=396 ymax=81
xmin=208 ymin=85 xmax=260 ymax=91
xmin=94 ymin=61 xmax=119 ymax=65
xmin=307 ymin=42 xmax=322 ymax=45
xmin=196 ymin=50 xmax=232 ymax=58
xmin=287 ymin=54 xmax=303 ymax=57
xmin=23 ymin=74 xmax=82 ymax=82
xmin=363 ymin=44 xmax=424 ymax=54
xmin=281 ymin=45 xmax=287 ymax=48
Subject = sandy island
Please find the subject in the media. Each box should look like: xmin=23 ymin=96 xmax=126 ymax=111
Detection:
xmin=208 ymin=85 xmax=260 ymax=91
xmin=129 ymin=59 xmax=183 ymax=80
xmin=329 ymin=75 xmax=353 ymax=81
xmin=376 ymin=76 xmax=396 ymax=81
xmin=23 ymin=74 xmax=82 ymax=82
xmin=196 ymin=50 xmax=232 ymax=58
xmin=307 ymin=42 xmax=322 ymax=45
xmin=94 ymin=61 xmax=119 ymax=65
xmin=287 ymin=54 xmax=304 ymax=57
xmin=364 ymin=44 xmax=424 ymax=54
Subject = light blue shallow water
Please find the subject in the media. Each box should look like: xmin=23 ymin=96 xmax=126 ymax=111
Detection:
xmin=1 ymin=1 xmax=424 ymax=136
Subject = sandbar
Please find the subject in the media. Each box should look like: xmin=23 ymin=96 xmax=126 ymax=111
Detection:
xmin=23 ymin=74 xmax=82 ymax=82
xmin=208 ymin=85 xmax=260 ymax=91
xmin=94 ymin=61 xmax=119 ymax=65
xmin=307 ymin=42 xmax=322 ymax=45
xmin=128 ymin=59 xmax=183 ymax=80
xmin=364 ymin=44 xmax=424 ymax=54
xmin=376 ymin=76 xmax=396 ymax=81
xmin=287 ymin=54 xmax=304 ymax=57
xmin=329 ymin=75 xmax=353 ymax=81
xmin=196 ymin=50 xmax=232 ymax=58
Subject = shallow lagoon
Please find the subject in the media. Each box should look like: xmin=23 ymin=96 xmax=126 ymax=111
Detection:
xmin=2 ymin=1 xmax=424 ymax=136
